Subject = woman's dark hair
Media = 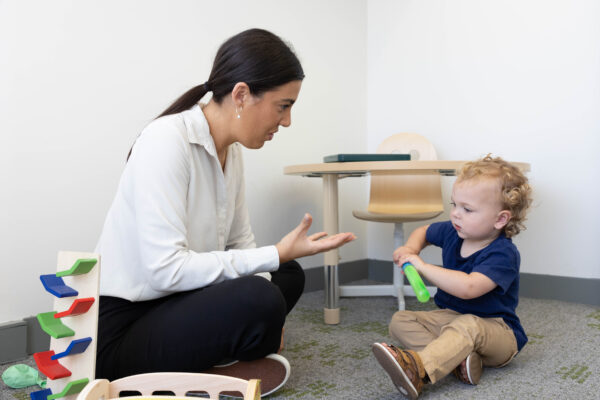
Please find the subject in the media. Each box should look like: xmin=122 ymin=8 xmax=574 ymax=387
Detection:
xmin=126 ymin=29 xmax=304 ymax=160
xmin=157 ymin=28 xmax=305 ymax=118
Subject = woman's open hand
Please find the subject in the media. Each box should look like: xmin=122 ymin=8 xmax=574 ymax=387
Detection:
xmin=275 ymin=213 xmax=356 ymax=264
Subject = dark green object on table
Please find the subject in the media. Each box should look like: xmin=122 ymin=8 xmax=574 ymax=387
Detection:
xmin=323 ymin=153 xmax=411 ymax=162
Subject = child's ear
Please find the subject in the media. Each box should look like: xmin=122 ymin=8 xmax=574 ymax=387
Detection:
xmin=495 ymin=210 xmax=512 ymax=230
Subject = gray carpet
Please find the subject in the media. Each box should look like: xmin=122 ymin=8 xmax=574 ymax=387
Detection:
xmin=269 ymin=289 xmax=600 ymax=399
xmin=2 ymin=283 xmax=599 ymax=399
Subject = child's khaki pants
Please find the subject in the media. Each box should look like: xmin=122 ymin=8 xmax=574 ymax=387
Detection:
xmin=389 ymin=309 xmax=518 ymax=383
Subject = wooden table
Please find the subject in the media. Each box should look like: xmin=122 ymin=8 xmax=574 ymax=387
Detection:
xmin=284 ymin=160 xmax=530 ymax=324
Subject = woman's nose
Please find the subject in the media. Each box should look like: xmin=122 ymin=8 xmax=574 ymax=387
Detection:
xmin=280 ymin=110 xmax=292 ymax=127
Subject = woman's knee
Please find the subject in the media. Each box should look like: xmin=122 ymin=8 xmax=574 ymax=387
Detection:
xmin=274 ymin=260 xmax=305 ymax=289
xmin=271 ymin=260 xmax=305 ymax=313
xmin=235 ymin=276 xmax=287 ymax=320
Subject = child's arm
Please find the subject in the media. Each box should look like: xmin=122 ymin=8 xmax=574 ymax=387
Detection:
xmin=392 ymin=225 xmax=430 ymax=262
xmin=398 ymin=253 xmax=497 ymax=300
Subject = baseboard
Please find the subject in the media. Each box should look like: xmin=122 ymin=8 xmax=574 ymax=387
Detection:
xmin=304 ymin=259 xmax=369 ymax=292
xmin=2 ymin=259 xmax=598 ymax=364
xmin=24 ymin=316 xmax=50 ymax=355
xmin=305 ymin=259 xmax=600 ymax=306
xmin=0 ymin=320 xmax=27 ymax=363
xmin=519 ymin=273 xmax=600 ymax=305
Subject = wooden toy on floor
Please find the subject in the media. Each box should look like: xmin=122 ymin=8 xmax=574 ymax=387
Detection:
xmin=77 ymin=372 xmax=261 ymax=400
xmin=30 ymin=252 xmax=101 ymax=400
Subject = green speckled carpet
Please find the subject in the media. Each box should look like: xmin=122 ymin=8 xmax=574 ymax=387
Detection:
xmin=2 ymin=283 xmax=599 ymax=399
xmin=270 ymin=286 xmax=600 ymax=399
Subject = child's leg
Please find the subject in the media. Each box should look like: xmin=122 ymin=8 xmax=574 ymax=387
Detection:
xmin=389 ymin=309 xmax=461 ymax=351
xmin=418 ymin=314 xmax=518 ymax=383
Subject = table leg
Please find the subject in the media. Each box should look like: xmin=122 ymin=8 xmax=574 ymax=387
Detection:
xmin=323 ymin=174 xmax=340 ymax=324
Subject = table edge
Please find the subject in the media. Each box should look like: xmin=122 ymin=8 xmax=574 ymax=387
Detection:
xmin=283 ymin=160 xmax=531 ymax=176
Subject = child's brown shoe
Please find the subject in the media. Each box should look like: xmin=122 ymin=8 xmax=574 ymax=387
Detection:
xmin=372 ymin=342 xmax=427 ymax=399
xmin=453 ymin=351 xmax=482 ymax=385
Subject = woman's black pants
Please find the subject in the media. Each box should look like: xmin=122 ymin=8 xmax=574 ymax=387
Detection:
xmin=95 ymin=260 xmax=305 ymax=380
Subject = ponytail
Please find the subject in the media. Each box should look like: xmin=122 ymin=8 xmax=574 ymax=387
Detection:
xmin=156 ymin=82 xmax=211 ymax=119
xmin=127 ymin=82 xmax=211 ymax=161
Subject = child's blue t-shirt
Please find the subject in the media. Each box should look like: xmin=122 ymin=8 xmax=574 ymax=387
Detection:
xmin=426 ymin=221 xmax=527 ymax=351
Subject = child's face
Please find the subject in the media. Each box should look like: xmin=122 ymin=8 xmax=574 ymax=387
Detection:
xmin=450 ymin=178 xmax=508 ymax=243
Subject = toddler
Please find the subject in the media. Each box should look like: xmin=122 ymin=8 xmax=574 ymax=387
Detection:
xmin=372 ymin=155 xmax=532 ymax=399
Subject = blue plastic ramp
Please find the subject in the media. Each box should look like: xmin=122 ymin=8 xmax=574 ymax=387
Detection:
xmin=39 ymin=275 xmax=78 ymax=298
xmin=51 ymin=337 xmax=92 ymax=360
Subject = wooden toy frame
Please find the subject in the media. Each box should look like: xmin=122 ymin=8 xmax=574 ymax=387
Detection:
xmin=32 ymin=251 xmax=100 ymax=400
xmin=76 ymin=372 xmax=260 ymax=400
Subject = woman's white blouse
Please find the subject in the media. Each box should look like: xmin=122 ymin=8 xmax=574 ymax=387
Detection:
xmin=96 ymin=104 xmax=279 ymax=301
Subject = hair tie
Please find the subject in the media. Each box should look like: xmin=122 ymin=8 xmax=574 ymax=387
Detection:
xmin=203 ymin=81 xmax=211 ymax=92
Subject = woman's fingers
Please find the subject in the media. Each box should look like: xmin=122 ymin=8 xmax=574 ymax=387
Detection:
xmin=276 ymin=213 xmax=356 ymax=263
xmin=307 ymin=231 xmax=328 ymax=241
xmin=295 ymin=213 xmax=313 ymax=235
xmin=311 ymin=232 xmax=356 ymax=252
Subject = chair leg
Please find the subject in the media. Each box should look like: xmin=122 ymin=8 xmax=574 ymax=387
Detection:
xmin=394 ymin=266 xmax=405 ymax=310
xmin=393 ymin=223 xmax=405 ymax=310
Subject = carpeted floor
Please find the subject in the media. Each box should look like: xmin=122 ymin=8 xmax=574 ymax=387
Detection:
xmin=2 ymin=282 xmax=599 ymax=399
xmin=268 ymin=287 xmax=600 ymax=399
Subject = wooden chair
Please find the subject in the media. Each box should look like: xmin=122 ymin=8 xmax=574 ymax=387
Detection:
xmin=344 ymin=133 xmax=443 ymax=310
xmin=76 ymin=372 xmax=261 ymax=400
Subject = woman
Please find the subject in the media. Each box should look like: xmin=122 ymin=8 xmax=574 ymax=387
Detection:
xmin=95 ymin=28 xmax=355 ymax=395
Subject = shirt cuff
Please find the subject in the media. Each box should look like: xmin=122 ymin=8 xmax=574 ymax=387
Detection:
xmin=245 ymin=245 xmax=280 ymax=273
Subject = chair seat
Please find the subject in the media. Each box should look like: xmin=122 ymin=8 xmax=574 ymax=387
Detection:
xmin=352 ymin=210 xmax=443 ymax=223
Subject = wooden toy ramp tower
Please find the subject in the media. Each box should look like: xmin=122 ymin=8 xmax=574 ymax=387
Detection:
xmin=31 ymin=251 xmax=100 ymax=400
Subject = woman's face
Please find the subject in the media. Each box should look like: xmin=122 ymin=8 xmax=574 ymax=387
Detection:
xmin=237 ymin=80 xmax=302 ymax=149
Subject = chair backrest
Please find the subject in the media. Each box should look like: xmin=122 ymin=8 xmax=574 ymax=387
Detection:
xmin=77 ymin=373 xmax=260 ymax=400
xmin=367 ymin=133 xmax=443 ymax=215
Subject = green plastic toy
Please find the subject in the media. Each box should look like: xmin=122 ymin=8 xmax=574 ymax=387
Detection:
xmin=1 ymin=364 xmax=46 ymax=389
xmin=401 ymin=262 xmax=430 ymax=303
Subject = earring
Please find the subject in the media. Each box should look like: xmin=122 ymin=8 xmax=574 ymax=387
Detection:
xmin=236 ymin=107 xmax=242 ymax=119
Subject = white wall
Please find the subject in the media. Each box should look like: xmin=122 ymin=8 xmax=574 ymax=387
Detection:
xmin=0 ymin=0 xmax=368 ymax=323
xmin=367 ymin=0 xmax=600 ymax=278
xmin=2 ymin=0 xmax=598 ymax=325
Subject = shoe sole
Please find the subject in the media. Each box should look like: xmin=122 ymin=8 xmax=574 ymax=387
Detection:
xmin=207 ymin=353 xmax=290 ymax=398
xmin=372 ymin=343 xmax=418 ymax=399
xmin=465 ymin=352 xmax=482 ymax=385
xmin=263 ymin=354 xmax=290 ymax=396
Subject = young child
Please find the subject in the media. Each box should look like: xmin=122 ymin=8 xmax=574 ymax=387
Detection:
xmin=372 ymin=155 xmax=532 ymax=399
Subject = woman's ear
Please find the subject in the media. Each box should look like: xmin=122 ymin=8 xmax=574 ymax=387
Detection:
xmin=495 ymin=210 xmax=512 ymax=230
xmin=231 ymin=82 xmax=250 ymax=107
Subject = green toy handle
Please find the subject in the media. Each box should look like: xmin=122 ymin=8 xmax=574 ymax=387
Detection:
xmin=401 ymin=262 xmax=430 ymax=303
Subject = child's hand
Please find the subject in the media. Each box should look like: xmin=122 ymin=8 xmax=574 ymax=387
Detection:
xmin=399 ymin=254 xmax=426 ymax=272
xmin=393 ymin=246 xmax=418 ymax=265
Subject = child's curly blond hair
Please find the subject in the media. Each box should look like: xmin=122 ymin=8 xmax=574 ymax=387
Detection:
xmin=457 ymin=155 xmax=532 ymax=238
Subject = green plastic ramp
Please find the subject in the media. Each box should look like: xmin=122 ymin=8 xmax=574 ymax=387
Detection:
xmin=37 ymin=312 xmax=75 ymax=339
xmin=47 ymin=378 xmax=89 ymax=400
xmin=56 ymin=258 xmax=97 ymax=277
